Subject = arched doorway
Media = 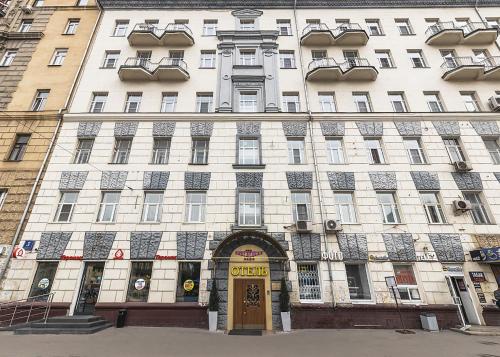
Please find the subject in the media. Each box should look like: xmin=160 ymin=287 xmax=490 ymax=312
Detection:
xmin=211 ymin=231 xmax=288 ymax=331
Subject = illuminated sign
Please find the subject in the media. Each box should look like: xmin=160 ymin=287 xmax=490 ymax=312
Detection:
xmin=230 ymin=266 xmax=268 ymax=277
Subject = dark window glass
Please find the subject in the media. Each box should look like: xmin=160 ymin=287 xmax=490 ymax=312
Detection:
xmin=29 ymin=262 xmax=58 ymax=299
xmin=176 ymin=262 xmax=201 ymax=302
xmin=8 ymin=134 xmax=30 ymax=161
xmin=126 ymin=262 xmax=153 ymax=302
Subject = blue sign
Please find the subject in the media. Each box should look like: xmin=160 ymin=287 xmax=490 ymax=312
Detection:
xmin=470 ymin=247 xmax=500 ymax=263
xmin=22 ymin=240 xmax=35 ymax=252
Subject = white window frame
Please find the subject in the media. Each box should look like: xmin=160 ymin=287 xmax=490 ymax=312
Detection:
xmin=196 ymin=94 xmax=213 ymax=113
xmin=297 ymin=263 xmax=322 ymax=302
xmin=318 ymin=92 xmax=336 ymax=112
xmin=112 ymin=138 xmax=132 ymax=164
xmin=408 ymin=50 xmax=427 ymax=68
xmin=238 ymin=138 xmax=260 ymax=165
xmin=395 ymin=19 xmax=413 ymax=35
xmin=185 ymin=191 xmax=207 ymax=223
xmin=375 ymin=50 xmax=394 ymax=68
xmin=103 ymin=51 xmax=120 ymax=68
xmin=97 ymin=191 xmax=120 ymax=222
xmin=443 ymin=138 xmax=466 ymax=163
xmin=484 ymin=138 xmax=500 ymax=164
xmin=31 ymin=90 xmax=49 ymax=111
xmin=64 ymin=19 xmax=79 ymax=34
xmin=50 ymin=49 xmax=67 ymax=66
xmin=113 ymin=20 xmax=129 ymax=36
xmin=334 ymin=192 xmax=357 ymax=224
xmin=345 ymin=263 xmax=373 ymax=302
xmin=403 ymin=137 xmax=427 ymax=164
xmin=389 ymin=93 xmax=408 ymax=112
xmin=142 ymin=191 xmax=163 ymax=223
xmin=202 ymin=20 xmax=218 ymax=36
xmin=74 ymin=138 xmax=94 ymax=164
xmin=277 ymin=20 xmax=292 ymax=36
xmin=420 ymin=191 xmax=446 ymax=224
xmin=377 ymin=192 xmax=402 ymax=224
xmin=18 ymin=20 xmax=32 ymax=32
xmin=326 ymin=138 xmax=345 ymax=164
xmin=161 ymin=93 xmax=177 ymax=112
xmin=239 ymin=19 xmax=255 ymax=31
xmin=89 ymin=92 xmax=107 ymax=113
xmin=365 ymin=138 xmax=386 ymax=164
xmin=0 ymin=189 xmax=7 ymax=210
xmin=239 ymin=49 xmax=256 ymax=66
xmin=353 ymin=93 xmax=372 ymax=112
xmin=54 ymin=191 xmax=78 ymax=222
xmin=461 ymin=92 xmax=480 ymax=112
xmin=0 ymin=50 xmax=16 ymax=66
xmin=393 ymin=264 xmax=421 ymax=303
xmin=279 ymin=51 xmax=295 ymax=68
xmin=463 ymin=191 xmax=492 ymax=225
xmin=282 ymin=93 xmax=300 ymax=113
xmin=124 ymin=93 xmax=142 ymax=113
xmin=291 ymin=191 xmax=312 ymax=222
xmin=191 ymin=139 xmax=209 ymax=164
xmin=238 ymin=91 xmax=258 ymax=113
xmin=238 ymin=191 xmax=261 ymax=226
xmin=425 ymin=93 xmax=444 ymax=112
xmin=151 ymin=137 xmax=171 ymax=164
xmin=366 ymin=19 xmax=383 ymax=36
xmin=287 ymin=138 xmax=305 ymax=164
xmin=200 ymin=50 xmax=216 ymax=68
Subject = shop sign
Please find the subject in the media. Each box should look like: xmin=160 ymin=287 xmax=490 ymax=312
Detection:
xmin=230 ymin=266 xmax=268 ymax=277
xmin=154 ymin=255 xmax=177 ymax=260
xmin=369 ymin=255 xmax=389 ymax=262
xmin=235 ymin=249 xmax=263 ymax=261
xmin=22 ymin=240 xmax=35 ymax=252
xmin=114 ymin=249 xmax=124 ymax=260
xmin=442 ymin=265 xmax=463 ymax=273
xmin=416 ymin=252 xmax=437 ymax=262
xmin=37 ymin=278 xmax=50 ymax=289
xmin=470 ymin=247 xmax=500 ymax=263
xmin=473 ymin=282 xmax=487 ymax=304
xmin=183 ymin=279 xmax=195 ymax=292
xmin=12 ymin=247 xmax=25 ymax=259
xmin=469 ymin=271 xmax=487 ymax=283
xmin=321 ymin=251 xmax=344 ymax=261
xmin=60 ymin=255 xmax=83 ymax=261
xmin=134 ymin=279 xmax=146 ymax=291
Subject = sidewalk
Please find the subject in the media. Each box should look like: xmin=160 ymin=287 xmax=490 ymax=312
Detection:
xmin=0 ymin=327 xmax=499 ymax=357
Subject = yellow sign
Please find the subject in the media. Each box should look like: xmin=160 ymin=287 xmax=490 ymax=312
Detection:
xmin=183 ymin=279 xmax=195 ymax=292
xmin=230 ymin=266 xmax=268 ymax=277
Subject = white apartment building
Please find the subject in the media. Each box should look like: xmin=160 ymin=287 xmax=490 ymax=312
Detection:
xmin=3 ymin=0 xmax=500 ymax=330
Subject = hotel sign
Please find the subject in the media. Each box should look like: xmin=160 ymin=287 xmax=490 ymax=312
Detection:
xmin=230 ymin=266 xmax=268 ymax=277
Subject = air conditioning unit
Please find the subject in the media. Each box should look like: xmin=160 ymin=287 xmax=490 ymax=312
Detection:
xmin=296 ymin=220 xmax=312 ymax=233
xmin=21 ymin=5 xmax=32 ymax=13
xmin=324 ymin=219 xmax=342 ymax=232
xmin=453 ymin=199 xmax=472 ymax=214
xmin=488 ymin=96 xmax=500 ymax=112
xmin=454 ymin=161 xmax=472 ymax=172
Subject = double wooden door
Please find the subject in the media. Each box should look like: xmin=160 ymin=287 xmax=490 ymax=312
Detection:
xmin=233 ymin=279 xmax=266 ymax=330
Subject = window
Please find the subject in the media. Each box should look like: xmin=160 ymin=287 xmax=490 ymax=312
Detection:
xmin=238 ymin=138 xmax=260 ymax=165
xmin=239 ymin=91 xmax=258 ymax=112
xmin=31 ymin=90 xmax=49 ymax=111
xmin=334 ymin=192 xmax=357 ymax=224
xmin=89 ymin=92 xmax=107 ymax=113
xmin=484 ymin=139 xmax=500 ymax=164
xmin=112 ymin=138 xmax=132 ymax=164
xmin=366 ymin=19 xmax=383 ymax=35
xmin=277 ymin=19 xmax=292 ymax=35
xmin=403 ymin=138 xmax=427 ymax=164
xmin=238 ymin=191 xmax=261 ymax=226
xmin=297 ymin=263 xmax=321 ymax=301
xmin=8 ymin=134 xmax=30 ymax=161
xmin=282 ymin=93 xmax=300 ymax=112
xmin=74 ymin=138 xmax=94 ymax=164
xmin=176 ymin=262 xmax=201 ymax=302
xmin=124 ymin=93 xmax=142 ymax=113
xmin=0 ymin=189 xmax=7 ymax=210
xmin=161 ymin=93 xmax=177 ymax=112
xmin=97 ymin=191 xmax=120 ymax=222
xmin=326 ymin=138 xmax=345 ymax=164
xmin=291 ymin=192 xmax=311 ymax=222
xmin=388 ymin=92 xmax=408 ymax=112
xmin=152 ymin=138 xmax=170 ymax=164
xmin=486 ymin=18 xmax=500 ymax=29
xmin=202 ymin=20 xmax=217 ymax=36
xmin=239 ymin=19 xmax=255 ymax=31
xmin=377 ymin=192 xmax=401 ymax=224
xmin=18 ymin=19 xmax=32 ymax=32
xmin=443 ymin=138 xmax=465 ymax=163
xmin=393 ymin=265 xmax=420 ymax=301
xmin=319 ymin=92 xmax=336 ymax=112
xmin=29 ymin=262 xmax=58 ymax=298
xmin=311 ymin=50 xmax=327 ymax=60
xmin=113 ymin=20 xmax=129 ymax=36
xmin=200 ymin=50 xmax=216 ymax=68
xmin=142 ymin=192 xmax=162 ymax=222
xmin=420 ymin=192 xmax=446 ymax=224
xmin=346 ymin=264 xmax=371 ymax=300
xmin=353 ymin=92 xmax=372 ymax=112
xmin=185 ymin=192 xmax=207 ymax=222
xmin=103 ymin=51 xmax=120 ymax=68
xmin=239 ymin=49 xmax=256 ymax=66
xmin=196 ymin=93 xmax=213 ymax=113
xmin=279 ymin=51 xmax=295 ymax=68
xmin=463 ymin=192 xmax=492 ymax=225
xmin=0 ymin=50 xmax=16 ymax=66
xmin=77 ymin=0 xmax=88 ymax=5
xmin=137 ymin=50 xmax=152 ymax=62
xmin=288 ymin=139 xmax=305 ymax=164
xmin=126 ymin=262 xmax=153 ymax=302
xmin=64 ymin=19 xmax=79 ymax=34
xmin=191 ymin=139 xmax=209 ymax=164
xmin=461 ymin=92 xmax=480 ymax=112
xmin=375 ymin=50 xmax=394 ymax=68
xmin=50 ymin=49 xmax=67 ymax=66
xmin=33 ymin=0 xmax=44 ymax=6
xmin=408 ymin=50 xmax=427 ymax=68
xmin=365 ymin=138 xmax=385 ymax=164
xmin=395 ymin=19 xmax=413 ymax=35
xmin=54 ymin=191 xmax=78 ymax=222
xmin=144 ymin=19 xmax=159 ymax=26
xmin=424 ymin=92 xmax=444 ymax=112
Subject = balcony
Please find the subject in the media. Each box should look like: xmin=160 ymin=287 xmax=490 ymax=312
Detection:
xmin=128 ymin=23 xmax=194 ymax=46
xmin=441 ymin=56 xmax=500 ymax=81
xmin=301 ymin=23 xmax=369 ymax=46
xmin=426 ymin=22 xmax=498 ymax=45
xmin=118 ymin=57 xmax=189 ymax=81
xmin=306 ymin=58 xmax=378 ymax=81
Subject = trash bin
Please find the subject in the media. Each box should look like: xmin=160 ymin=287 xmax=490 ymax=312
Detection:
xmin=116 ymin=309 xmax=127 ymax=328
xmin=420 ymin=313 xmax=439 ymax=332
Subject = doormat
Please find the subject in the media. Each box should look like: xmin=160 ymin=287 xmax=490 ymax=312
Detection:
xmin=228 ymin=329 xmax=263 ymax=336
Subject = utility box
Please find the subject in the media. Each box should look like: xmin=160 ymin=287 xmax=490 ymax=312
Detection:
xmin=420 ymin=313 xmax=439 ymax=332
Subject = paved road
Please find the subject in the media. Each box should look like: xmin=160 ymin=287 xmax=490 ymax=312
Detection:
xmin=0 ymin=327 xmax=499 ymax=357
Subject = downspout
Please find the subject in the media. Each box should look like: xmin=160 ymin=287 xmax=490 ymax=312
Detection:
xmin=292 ymin=0 xmax=337 ymax=308
xmin=473 ymin=0 xmax=500 ymax=51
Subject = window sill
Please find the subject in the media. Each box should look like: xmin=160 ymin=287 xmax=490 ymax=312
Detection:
xmin=350 ymin=300 xmax=376 ymax=305
xmin=99 ymin=67 xmax=116 ymax=69
xmin=94 ymin=221 xmax=116 ymax=225
xmin=48 ymin=64 xmax=63 ymax=67
xmin=183 ymin=221 xmax=206 ymax=225
xmin=299 ymin=300 xmax=323 ymax=304
xmin=410 ymin=163 xmax=431 ymax=166
xmin=232 ymin=164 xmax=266 ymax=169
xmin=231 ymin=224 xmax=268 ymax=232
xmin=233 ymin=65 xmax=263 ymax=69
xmin=188 ymin=163 xmax=209 ymax=166
xmin=61 ymin=33 xmax=76 ymax=36
xmin=109 ymin=162 xmax=129 ymax=165
xmin=280 ymin=67 xmax=297 ymax=69
xmin=137 ymin=222 xmax=161 ymax=225
xmin=400 ymin=33 xmax=416 ymax=36
xmin=380 ymin=67 xmax=397 ymax=69
xmin=412 ymin=66 xmax=431 ymax=69
xmin=199 ymin=67 xmax=216 ymax=69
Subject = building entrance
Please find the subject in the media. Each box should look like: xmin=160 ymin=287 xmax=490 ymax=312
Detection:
xmin=233 ymin=278 xmax=266 ymax=330
xmin=74 ymin=262 xmax=104 ymax=315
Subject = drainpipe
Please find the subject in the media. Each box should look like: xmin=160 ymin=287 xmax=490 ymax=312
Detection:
xmin=293 ymin=0 xmax=337 ymax=308
xmin=0 ymin=111 xmax=63 ymax=283
xmin=473 ymin=0 xmax=500 ymax=51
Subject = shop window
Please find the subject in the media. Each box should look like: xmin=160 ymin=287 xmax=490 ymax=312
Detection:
xmin=297 ymin=263 xmax=321 ymax=301
xmin=29 ymin=262 xmax=59 ymax=298
xmin=393 ymin=264 xmax=421 ymax=302
xmin=176 ymin=262 xmax=201 ymax=302
xmin=126 ymin=261 xmax=153 ymax=302
xmin=345 ymin=264 xmax=371 ymax=300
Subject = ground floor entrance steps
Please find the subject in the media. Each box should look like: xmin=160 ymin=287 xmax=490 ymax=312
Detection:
xmin=14 ymin=315 xmax=113 ymax=335
xmin=451 ymin=325 xmax=500 ymax=336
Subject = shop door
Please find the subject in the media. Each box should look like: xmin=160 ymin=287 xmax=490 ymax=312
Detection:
xmin=74 ymin=262 xmax=105 ymax=315
xmin=449 ymin=276 xmax=481 ymax=325
xmin=233 ymin=279 xmax=266 ymax=330
xmin=491 ymin=265 xmax=500 ymax=286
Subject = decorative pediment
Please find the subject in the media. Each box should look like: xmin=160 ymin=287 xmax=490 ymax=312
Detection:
xmin=231 ymin=9 xmax=263 ymax=18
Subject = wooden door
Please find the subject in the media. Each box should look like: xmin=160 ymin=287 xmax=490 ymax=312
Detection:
xmin=233 ymin=279 xmax=266 ymax=330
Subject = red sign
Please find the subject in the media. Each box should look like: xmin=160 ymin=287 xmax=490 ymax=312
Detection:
xmin=12 ymin=247 xmax=25 ymax=259
xmin=60 ymin=255 xmax=83 ymax=261
xmin=114 ymin=249 xmax=124 ymax=260
xmin=155 ymin=255 xmax=177 ymax=260
xmin=469 ymin=271 xmax=487 ymax=283
xmin=235 ymin=249 xmax=263 ymax=261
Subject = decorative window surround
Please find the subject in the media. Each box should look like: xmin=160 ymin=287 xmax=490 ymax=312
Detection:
xmin=383 ymin=233 xmax=416 ymax=261
xmin=327 ymin=172 xmax=355 ymax=191
xmin=394 ymin=121 xmax=421 ymax=136
xmin=291 ymin=233 xmax=321 ymax=261
xmin=337 ymin=233 xmax=368 ymax=261
xmin=153 ymin=122 xmax=176 ymax=137
xmin=59 ymin=171 xmax=88 ymax=190
xmin=320 ymin=121 xmax=345 ymax=137
xmin=114 ymin=121 xmax=139 ymax=137
xmin=77 ymin=122 xmax=102 ymax=138
xmin=130 ymin=232 xmax=162 ymax=260
xmin=177 ymin=232 xmax=208 ymax=260
xmin=470 ymin=121 xmax=500 ymax=137
xmin=410 ymin=171 xmax=440 ymax=191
